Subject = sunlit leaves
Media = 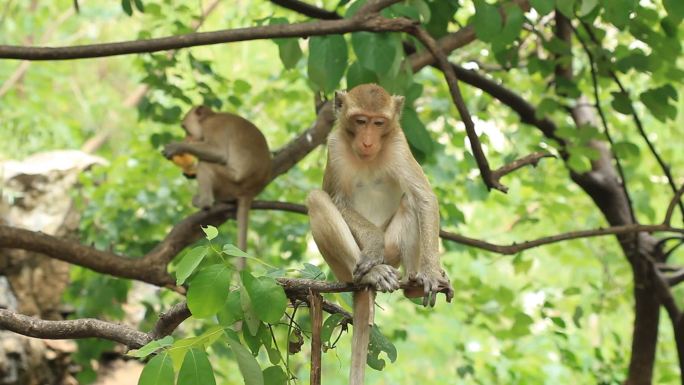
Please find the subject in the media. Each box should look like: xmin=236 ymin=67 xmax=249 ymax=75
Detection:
xmin=178 ymin=348 xmax=216 ymax=385
xmin=308 ymin=35 xmax=348 ymax=93
xmin=138 ymin=352 xmax=174 ymax=385
xmin=187 ymin=265 xmax=231 ymax=318
xmin=202 ymin=225 xmax=218 ymax=240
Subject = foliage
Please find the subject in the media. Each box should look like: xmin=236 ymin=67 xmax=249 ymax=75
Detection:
xmin=0 ymin=0 xmax=683 ymax=384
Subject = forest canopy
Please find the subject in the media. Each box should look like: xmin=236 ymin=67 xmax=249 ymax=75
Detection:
xmin=0 ymin=1 xmax=683 ymax=385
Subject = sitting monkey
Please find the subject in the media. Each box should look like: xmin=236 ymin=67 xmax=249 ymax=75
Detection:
xmin=307 ymin=84 xmax=453 ymax=385
xmin=163 ymin=106 xmax=271 ymax=254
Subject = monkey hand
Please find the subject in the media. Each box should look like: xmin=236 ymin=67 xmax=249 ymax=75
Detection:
xmin=352 ymin=248 xmax=385 ymax=280
xmin=162 ymin=142 xmax=185 ymax=159
xmin=356 ymin=264 xmax=400 ymax=293
xmin=407 ymin=267 xmax=453 ymax=307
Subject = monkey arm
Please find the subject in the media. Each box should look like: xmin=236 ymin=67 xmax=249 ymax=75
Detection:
xmin=162 ymin=142 xmax=227 ymax=165
xmin=404 ymin=156 xmax=454 ymax=306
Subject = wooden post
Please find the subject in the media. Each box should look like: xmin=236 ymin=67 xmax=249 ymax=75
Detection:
xmin=309 ymin=290 xmax=323 ymax=385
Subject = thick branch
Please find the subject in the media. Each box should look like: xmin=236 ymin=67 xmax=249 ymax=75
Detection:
xmin=0 ymin=3 xmax=413 ymax=60
xmin=0 ymin=309 xmax=151 ymax=348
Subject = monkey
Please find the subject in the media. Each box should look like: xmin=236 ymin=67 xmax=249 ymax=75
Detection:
xmin=163 ymin=106 xmax=271 ymax=257
xmin=306 ymin=84 xmax=453 ymax=385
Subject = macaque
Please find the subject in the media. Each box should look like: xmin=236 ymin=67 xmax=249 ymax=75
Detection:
xmin=307 ymin=84 xmax=453 ymax=385
xmin=163 ymin=106 xmax=271 ymax=255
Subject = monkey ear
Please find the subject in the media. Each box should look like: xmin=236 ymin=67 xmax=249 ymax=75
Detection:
xmin=195 ymin=105 xmax=212 ymax=117
xmin=333 ymin=91 xmax=347 ymax=117
xmin=392 ymin=95 xmax=405 ymax=119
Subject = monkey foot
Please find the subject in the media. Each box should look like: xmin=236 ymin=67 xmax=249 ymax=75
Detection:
xmin=355 ymin=264 xmax=400 ymax=293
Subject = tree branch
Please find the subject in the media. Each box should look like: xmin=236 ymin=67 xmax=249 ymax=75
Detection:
xmin=0 ymin=3 xmax=413 ymax=60
xmin=409 ymin=27 xmax=505 ymax=192
xmin=0 ymin=309 xmax=151 ymax=348
xmin=270 ymin=0 xmax=341 ymax=20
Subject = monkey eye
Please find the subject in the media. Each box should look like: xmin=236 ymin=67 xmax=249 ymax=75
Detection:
xmin=372 ymin=119 xmax=386 ymax=127
xmin=355 ymin=117 xmax=368 ymax=125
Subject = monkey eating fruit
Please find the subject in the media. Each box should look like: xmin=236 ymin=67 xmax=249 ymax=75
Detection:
xmin=162 ymin=106 xmax=271 ymax=256
xmin=171 ymin=153 xmax=198 ymax=179
xmin=307 ymin=84 xmax=454 ymax=385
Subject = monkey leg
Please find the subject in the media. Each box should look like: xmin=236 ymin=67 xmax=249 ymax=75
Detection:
xmin=306 ymin=189 xmax=358 ymax=282
xmin=307 ymin=189 xmax=376 ymax=385
xmin=193 ymin=164 xmax=216 ymax=209
xmin=384 ymin=198 xmax=423 ymax=298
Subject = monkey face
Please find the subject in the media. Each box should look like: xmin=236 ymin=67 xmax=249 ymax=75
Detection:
xmin=181 ymin=105 xmax=213 ymax=140
xmin=346 ymin=114 xmax=391 ymax=161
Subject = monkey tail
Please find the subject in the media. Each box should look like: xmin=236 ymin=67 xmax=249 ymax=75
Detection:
xmin=235 ymin=196 xmax=252 ymax=270
xmin=350 ymin=289 xmax=375 ymax=385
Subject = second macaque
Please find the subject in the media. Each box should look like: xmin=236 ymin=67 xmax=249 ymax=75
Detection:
xmin=163 ymin=106 xmax=271 ymax=253
xmin=307 ymin=84 xmax=453 ymax=385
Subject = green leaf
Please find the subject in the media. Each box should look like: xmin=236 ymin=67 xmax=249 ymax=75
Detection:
xmin=138 ymin=352 xmax=174 ymax=385
xmin=121 ymin=0 xmax=133 ymax=16
xmin=240 ymin=279 xmax=261 ymax=336
xmin=242 ymin=273 xmax=288 ymax=324
xmin=218 ymin=290 xmax=243 ymax=326
xmin=497 ymin=4 xmax=524 ymax=46
xmin=572 ymin=306 xmax=584 ymax=327
xmin=270 ymin=19 xmax=303 ymax=70
xmin=321 ymin=313 xmax=346 ymax=344
xmin=346 ymin=61 xmax=378 ymax=89
xmin=640 ymin=85 xmax=678 ymax=122
xmin=351 ymin=32 xmax=401 ymax=76
xmin=228 ymin=338 xmax=264 ymax=385
xmin=175 ymin=246 xmax=208 ymax=286
xmin=367 ymin=325 xmax=397 ymax=370
xmin=401 ymin=107 xmax=433 ymax=157
xmin=512 ymin=254 xmax=533 ymax=275
xmin=529 ymin=0 xmax=554 ymax=15
xmin=300 ymin=263 xmax=325 ymax=280
xmin=610 ymin=92 xmax=633 ymax=115
xmin=168 ymin=337 xmax=197 ymax=371
xmin=187 ymin=265 xmax=231 ymax=318
xmin=202 ymin=225 xmax=218 ymax=241
xmin=133 ymin=0 xmax=144 ymax=12
xmin=603 ymin=0 xmax=637 ymax=28
xmin=510 ymin=312 xmax=534 ymax=337
xmin=129 ymin=336 xmax=174 ymax=358
xmin=664 ymin=0 xmax=684 ymax=22
xmin=243 ymin=323 xmax=265 ymax=355
xmin=307 ymin=35 xmax=348 ymax=93
xmin=563 ymin=287 xmax=581 ymax=295
xmin=613 ymin=141 xmax=640 ymax=159
xmin=262 ymin=366 xmax=287 ymax=385
xmin=223 ymin=244 xmax=250 ymax=258
xmin=578 ymin=0 xmax=598 ymax=17
xmin=177 ymin=348 xmax=216 ymax=385
xmin=424 ymin=0 xmax=459 ymax=38
xmin=472 ymin=0 xmax=502 ymax=43
xmin=555 ymin=0 xmax=576 ymax=18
